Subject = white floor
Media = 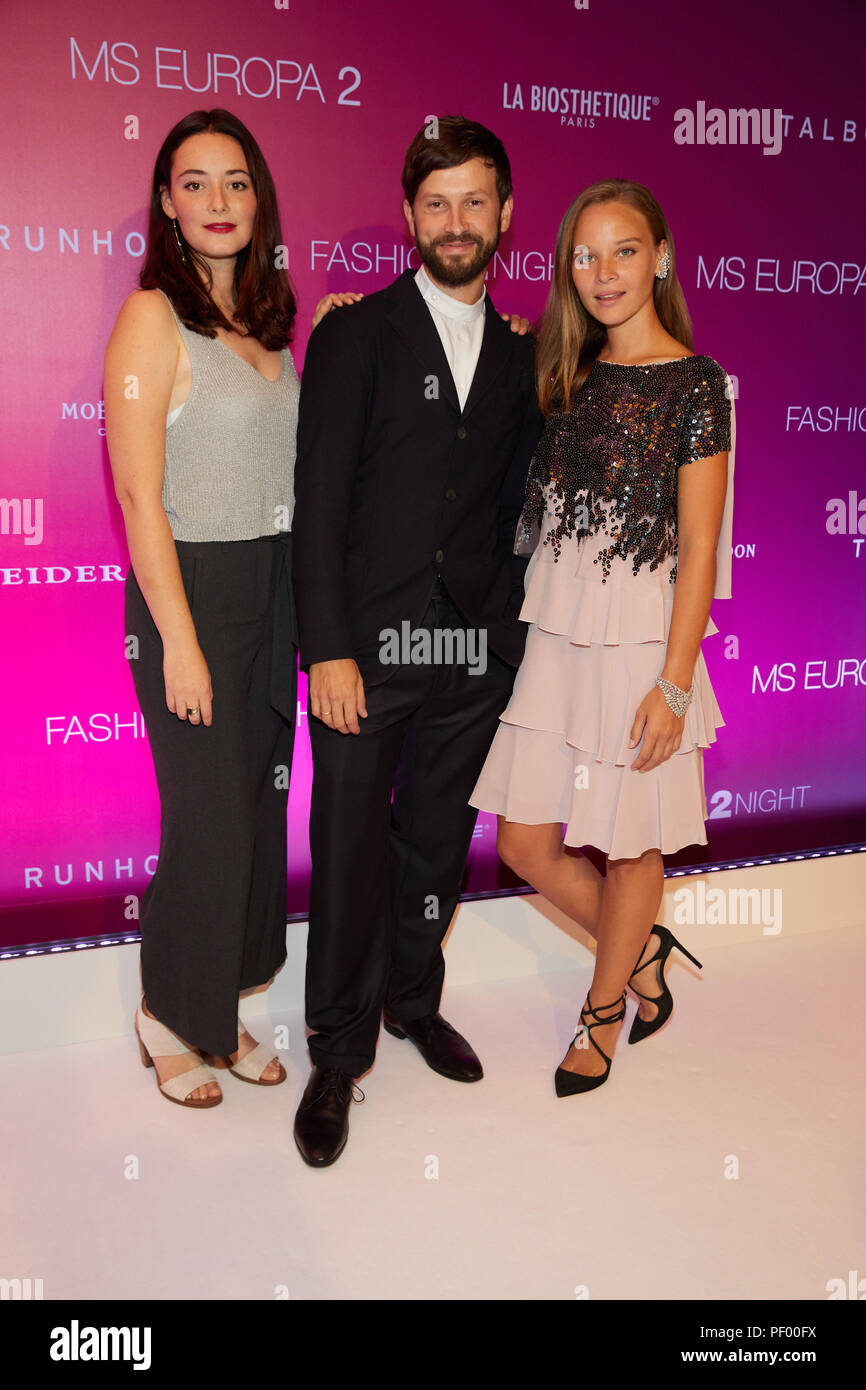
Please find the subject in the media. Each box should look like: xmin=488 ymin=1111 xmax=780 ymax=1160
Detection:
xmin=2 ymin=916 xmax=862 ymax=1301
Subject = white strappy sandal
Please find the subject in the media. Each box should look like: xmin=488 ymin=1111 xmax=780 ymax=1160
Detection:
xmin=225 ymin=1019 xmax=286 ymax=1086
xmin=135 ymin=1000 xmax=223 ymax=1109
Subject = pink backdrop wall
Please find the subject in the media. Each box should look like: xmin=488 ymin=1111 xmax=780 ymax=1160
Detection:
xmin=1 ymin=0 xmax=864 ymax=949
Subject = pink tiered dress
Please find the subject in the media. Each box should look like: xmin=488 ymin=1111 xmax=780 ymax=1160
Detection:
xmin=470 ymin=354 xmax=735 ymax=860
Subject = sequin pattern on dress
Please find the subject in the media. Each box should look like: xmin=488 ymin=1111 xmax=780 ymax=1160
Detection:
xmin=517 ymin=355 xmax=731 ymax=584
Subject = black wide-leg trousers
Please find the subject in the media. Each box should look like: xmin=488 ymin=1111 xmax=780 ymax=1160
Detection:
xmin=305 ymin=580 xmax=517 ymax=1076
xmin=125 ymin=534 xmax=296 ymax=1058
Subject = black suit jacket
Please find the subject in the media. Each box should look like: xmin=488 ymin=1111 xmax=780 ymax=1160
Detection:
xmin=291 ymin=266 xmax=544 ymax=684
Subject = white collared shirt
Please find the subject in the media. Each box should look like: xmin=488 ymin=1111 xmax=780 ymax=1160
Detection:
xmin=414 ymin=263 xmax=486 ymax=412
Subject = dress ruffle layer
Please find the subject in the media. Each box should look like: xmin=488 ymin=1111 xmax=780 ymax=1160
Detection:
xmin=500 ymin=623 xmax=724 ymax=768
xmin=474 ymin=724 xmax=710 ymax=860
xmin=519 ymin=526 xmax=720 ymax=646
xmin=469 ymin=531 xmax=725 ymax=859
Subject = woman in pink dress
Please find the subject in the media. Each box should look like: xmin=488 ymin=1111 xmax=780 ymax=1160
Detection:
xmin=470 ymin=179 xmax=735 ymax=1096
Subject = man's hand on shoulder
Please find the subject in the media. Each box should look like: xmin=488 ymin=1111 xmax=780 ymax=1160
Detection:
xmin=311 ymin=291 xmax=364 ymax=332
xmin=500 ymin=311 xmax=536 ymax=337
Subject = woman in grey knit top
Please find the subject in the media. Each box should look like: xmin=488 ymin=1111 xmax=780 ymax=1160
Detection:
xmin=104 ymin=108 xmax=348 ymax=1109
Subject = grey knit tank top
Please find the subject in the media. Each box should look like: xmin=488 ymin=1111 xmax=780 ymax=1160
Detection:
xmin=157 ymin=288 xmax=299 ymax=541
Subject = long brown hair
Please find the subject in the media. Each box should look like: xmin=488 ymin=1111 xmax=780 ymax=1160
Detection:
xmin=139 ymin=108 xmax=296 ymax=350
xmin=536 ymin=179 xmax=693 ymax=416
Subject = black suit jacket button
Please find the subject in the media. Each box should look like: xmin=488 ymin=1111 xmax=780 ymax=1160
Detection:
xmin=445 ymin=488 xmax=457 ymax=501
xmin=456 ymin=426 xmax=467 ymax=439
xmin=434 ymin=548 xmax=444 ymax=563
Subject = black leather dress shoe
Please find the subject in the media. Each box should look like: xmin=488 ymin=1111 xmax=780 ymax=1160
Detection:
xmin=293 ymin=1066 xmax=358 ymax=1167
xmin=383 ymin=1010 xmax=483 ymax=1082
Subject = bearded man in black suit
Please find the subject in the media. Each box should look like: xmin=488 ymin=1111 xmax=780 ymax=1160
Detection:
xmin=291 ymin=115 xmax=542 ymax=1167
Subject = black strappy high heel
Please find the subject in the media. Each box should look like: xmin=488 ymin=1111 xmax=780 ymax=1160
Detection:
xmin=554 ymin=990 xmax=626 ymax=1097
xmin=627 ymin=924 xmax=703 ymax=1045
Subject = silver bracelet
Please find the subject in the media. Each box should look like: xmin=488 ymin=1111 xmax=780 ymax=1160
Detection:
xmin=655 ymin=676 xmax=694 ymax=717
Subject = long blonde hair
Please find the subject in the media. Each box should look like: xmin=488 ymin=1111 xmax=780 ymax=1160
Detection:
xmin=536 ymin=179 xmax=694 ymax=416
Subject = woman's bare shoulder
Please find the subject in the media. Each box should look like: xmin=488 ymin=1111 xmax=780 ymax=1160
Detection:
xmin=107 ymin=288 xmax=178 ymax=362
xmin=113 ymin=286 xmax=174 ymax=327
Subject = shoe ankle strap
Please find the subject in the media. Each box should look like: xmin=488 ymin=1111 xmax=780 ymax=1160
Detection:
xmin=136 ymin=1000 xmax=195 ymax=1055
xmin=582 ymin=991 xmax=626 ymax=1026
xmin=631 ymin=927 xmax=665 ymax=977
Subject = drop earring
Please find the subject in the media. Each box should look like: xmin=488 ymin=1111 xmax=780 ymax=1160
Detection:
xmin=655 ymin=251 xmax=670 ymax=280
xmin=172 ymin=218 xmax=188 ymax=265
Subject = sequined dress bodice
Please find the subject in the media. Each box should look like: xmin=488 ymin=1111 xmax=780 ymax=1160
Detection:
xmin=515 ymin=354 xmax=734 ymax=647
xmin=517 ymin=355 xmax=732 ymax=584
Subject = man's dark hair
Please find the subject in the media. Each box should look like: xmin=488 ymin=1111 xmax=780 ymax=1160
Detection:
xmin=402 ymin=115 xmax=512 ymax=207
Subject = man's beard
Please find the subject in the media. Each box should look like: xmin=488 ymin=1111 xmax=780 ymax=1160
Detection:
xmin=417 ymin=229 xmax=500 ymax=287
